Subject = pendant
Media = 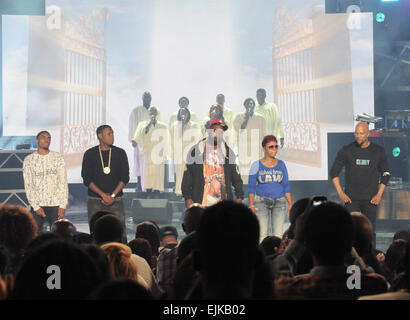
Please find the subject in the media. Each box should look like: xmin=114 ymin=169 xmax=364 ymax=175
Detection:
xmin=103 ymin=167 xmax=111 ymax=174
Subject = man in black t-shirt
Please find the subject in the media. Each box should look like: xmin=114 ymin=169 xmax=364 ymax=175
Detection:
xmin=81 ymin=125 xmax=130 ymax=243
xmin=330 ymin=122 xmax=390 ymax=237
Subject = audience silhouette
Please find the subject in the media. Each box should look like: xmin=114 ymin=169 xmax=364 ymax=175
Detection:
xmin=0 ymin=198 xmax=408 ymax=301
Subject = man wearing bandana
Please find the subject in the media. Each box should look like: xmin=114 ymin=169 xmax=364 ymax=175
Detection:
xmin=181 ymin=118 xmax=244 ymax=208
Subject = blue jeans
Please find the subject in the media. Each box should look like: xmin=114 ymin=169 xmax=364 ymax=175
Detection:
xmin=87 ymin=196 xmax=127 ymax=243
xmin=254 ymin=195 xmax=287 ymax=241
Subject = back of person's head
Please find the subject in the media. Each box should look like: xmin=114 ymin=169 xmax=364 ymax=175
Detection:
xmin=171 ymin=252 xmax=200 ymax=300
xmin=160 ymin=226 xmax=178 ymax=244
xmin=287 ymin=197 xmax=310 ymax=239
xmin=350 ymin=211 xmax=374 ymax=257
xmin=0 ymin=205 xmax=37 ymax=255
xmin=404 ymin=240 xmax=410 ymax=290
xmin=81 ymin=243 xmax=111 ymax=282
xmin=182 ymin=204 xmax=204 ymax=235
xmin=89 ymin=211 xmax=112 ymax=235
xmin=11 ymin=240 xmax=103 ymax=299
xmin=259 ymin=236 xmax=282 ymax=257
xmin=177 ymin=232 xmax=197 ymax=265
xmin=87 ymin=278 xmax=153 ymax=300
xmin=135 ymin=221 xmax=161 ymax=256
xmin=252 ymin=250 xmax=275 ymax=300
xmin=406 ymin=240 xmax=410 ymax=273
xmin=93 ymin=214 xmax=124 ymax=245
xmin=127 ymin=238 xmax=154 ymax=268
xmin=393 ymin=230 xmax=410 ymax=242
xmin=24 ymin=232 xmax=62 ymax=258
xmin=389 ymin=239 xmax=410 ymax=292
xmin=0 ymin=245 xmax=10 ymax=275
xmin=100 ymin=242 xmax=138 ymax=281
xmin=52 ymin=219 xmax=77 ymax=241
xmin=385 ymin=239 xmax=407 ymax=275
xmin=303 ymin=201 xmax=353 ymax=265
xmin=74 ymin=232 xmax=93 ymax=245
xmin=194 ymin=201 xmax=259 ymax=298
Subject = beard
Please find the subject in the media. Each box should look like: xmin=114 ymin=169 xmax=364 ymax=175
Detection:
xmin=355 ymin=139 xmax=367 ymax=147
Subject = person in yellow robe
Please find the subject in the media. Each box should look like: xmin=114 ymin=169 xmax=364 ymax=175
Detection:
xmin=255 ymin=88 xmax=284 ymax=148
xmin=128 ymin=91 xmax=163 ymax=190
xmin=168 ymin=96 xmax=199 ymax=128
xmin=233 ymin=98 xmax=267 ymax=184
xmin=133 ymin=107 xmax=169 ymax=192
xmin=169 ymin=107 xmax=203 ymax=195
xmin=203 ymin=104 xmax=237 ymax=153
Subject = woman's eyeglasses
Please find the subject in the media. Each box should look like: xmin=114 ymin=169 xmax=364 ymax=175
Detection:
xmin=267 ymin=145 xmax=279 ymax=149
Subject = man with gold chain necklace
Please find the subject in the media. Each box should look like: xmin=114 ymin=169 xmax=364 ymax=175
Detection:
xmin=81 ymin=125 xmax=130 ymax=243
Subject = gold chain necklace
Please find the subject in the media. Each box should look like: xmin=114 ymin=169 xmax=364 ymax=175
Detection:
xmin=99 ymin=146 xmax=111 ymax=174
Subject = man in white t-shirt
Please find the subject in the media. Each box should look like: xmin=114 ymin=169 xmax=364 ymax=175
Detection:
xmin=23 ymin=131 xmax=68 ymax=232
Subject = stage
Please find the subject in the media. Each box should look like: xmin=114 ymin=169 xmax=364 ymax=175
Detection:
xmin=0 ymin=0 xmax=409 ymax=253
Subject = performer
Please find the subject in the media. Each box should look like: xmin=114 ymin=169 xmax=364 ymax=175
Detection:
xmin=203 ymin=104 xmax=224 ymax=126
xmin=133 ymin=106 xmax=170 ymax=193
xmin=215 ymin=93 xmax=235 ymax=128
xmin=330 ymin=121 xmax=390 ymax=238
xmin=81 ymin=125 xmax=129 ymax=243
xmin=168 ymin=96 xmax=199 ymax=128
xmin=129 ymin=91 xmax=162 ymax=190
xmin=255 ymin=88 xmax=285 ymax=148
xmin=248 ymin=135 xmax=292 ymax=240
xmin=169 ymin=107 xmax=203 ymax=196
xmin=233 ymin=98 xmax=266 ymax=184
xmin=203 ymin=104 xmax=236 ymax=152
xmin=23 ymin=131 xmax=68 ymax=232
xmin=181 ymin=118 xmax=244 ymax=208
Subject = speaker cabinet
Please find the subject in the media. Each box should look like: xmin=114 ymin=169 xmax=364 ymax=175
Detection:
xmin=131 ymin=198 xmax=172 ymax=224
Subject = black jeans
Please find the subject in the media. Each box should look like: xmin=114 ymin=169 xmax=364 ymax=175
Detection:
xmin=345 ymin=200 xmax=378 ymax=242
xmin=87 ymin=196 xmax=127 ymax=243
xmin=31 ymin=206 xmax=59 ymax=233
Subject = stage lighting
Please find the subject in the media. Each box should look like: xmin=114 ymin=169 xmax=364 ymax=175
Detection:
xmin=375 ymin=12 xmax=385 ymax=22
xmin=355 ymin=113 xmax=383 ymax=124
xmin=392 ymin=147 xmax=401 ymax=158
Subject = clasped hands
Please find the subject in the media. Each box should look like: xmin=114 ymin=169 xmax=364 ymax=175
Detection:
xmin=101 ymin=193 xmax=115 ymax=206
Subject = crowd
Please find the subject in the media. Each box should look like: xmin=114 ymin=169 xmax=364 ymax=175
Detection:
xmin=0 ymin=198 xmax=409 ymax=300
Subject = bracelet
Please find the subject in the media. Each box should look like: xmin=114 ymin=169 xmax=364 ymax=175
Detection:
xmin=249 ymin=205 xmax=255 ymax=209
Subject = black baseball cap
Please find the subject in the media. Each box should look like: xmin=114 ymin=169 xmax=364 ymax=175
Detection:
xmin=160 ymin=226 xmax=178 ymax=239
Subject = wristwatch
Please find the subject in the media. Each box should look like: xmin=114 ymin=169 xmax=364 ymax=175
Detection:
xmin=111 ymin=193 xmax=116 ymax=198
